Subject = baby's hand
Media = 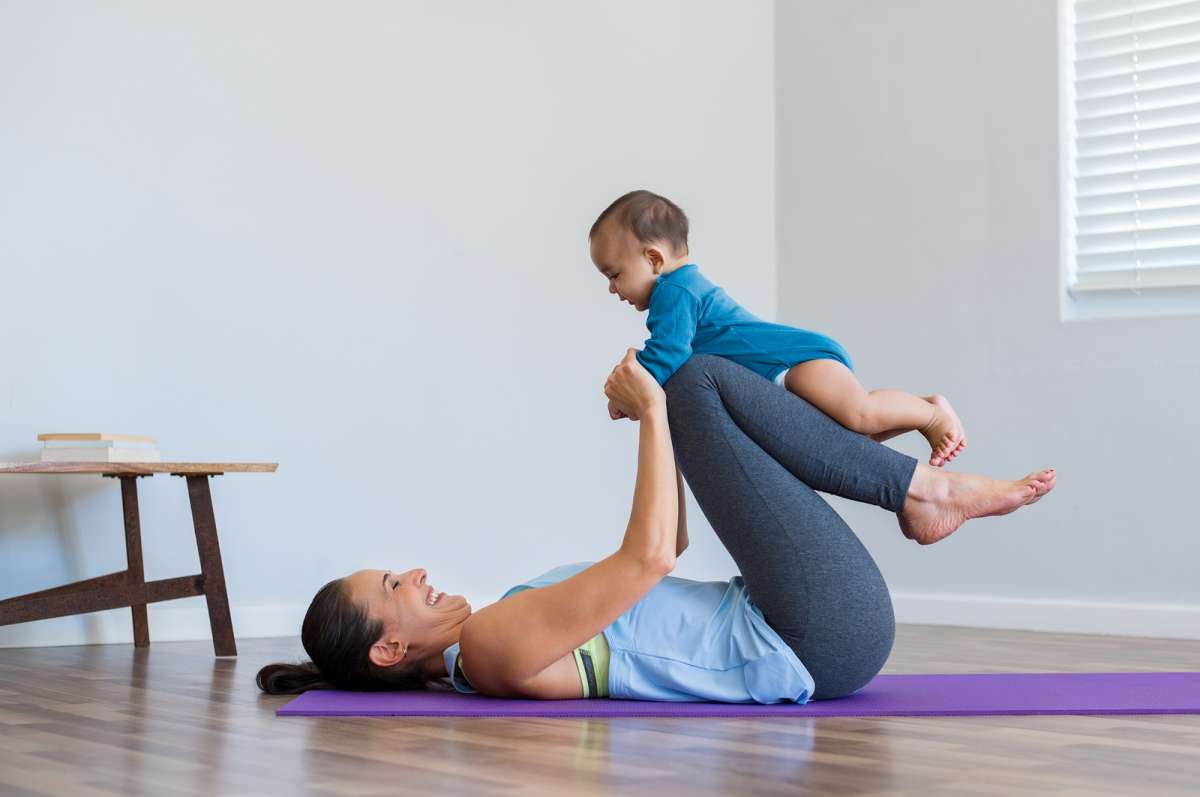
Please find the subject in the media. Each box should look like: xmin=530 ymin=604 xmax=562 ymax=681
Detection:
xmin=608 ymin=399 xmax=628 ymax=421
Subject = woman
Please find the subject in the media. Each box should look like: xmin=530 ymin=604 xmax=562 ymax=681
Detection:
xmin=258 ymin=351 xmax=1054 ymax=702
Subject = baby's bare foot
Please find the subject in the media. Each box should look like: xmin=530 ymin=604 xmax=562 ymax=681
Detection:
xmin=921 ymin=395 xmax=966 ymax=467
xmin=898 ymin=468 xmax=1053 ymax=545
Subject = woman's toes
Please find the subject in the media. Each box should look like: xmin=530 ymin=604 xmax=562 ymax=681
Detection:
xmin=1027 ymin=469 xmax=1056 ymax=489
xmin=1027 ymin=470 xmax=1056 ymax=503
xmin=1021 ymin=474 xmax=1052 ymax=504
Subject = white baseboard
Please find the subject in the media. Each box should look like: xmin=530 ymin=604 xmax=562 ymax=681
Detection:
xmin=892 ymin=592 xmax=1200 ymax=640
xmin=0 ymin=600 xmax=309 ymax=650
xmin=2 ymin=592 xmax=1197 ymax=649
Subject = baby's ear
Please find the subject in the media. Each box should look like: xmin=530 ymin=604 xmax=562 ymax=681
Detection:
xmin=646 ymin=246 xmax=665 ymax=273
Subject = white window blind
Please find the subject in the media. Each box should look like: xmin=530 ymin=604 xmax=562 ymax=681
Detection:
xmin=1067 ymin=0 xmax=1200 ymax=294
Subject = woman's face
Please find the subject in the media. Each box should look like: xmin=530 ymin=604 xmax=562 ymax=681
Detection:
xmin=343 ymin=567 xmax=472 ymax=662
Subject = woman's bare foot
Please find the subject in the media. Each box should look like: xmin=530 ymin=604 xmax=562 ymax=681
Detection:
xmin=898 ymin=466 xmax=1055 ymax=545
xmin=920 ymin=395 xmax=966 ymax=467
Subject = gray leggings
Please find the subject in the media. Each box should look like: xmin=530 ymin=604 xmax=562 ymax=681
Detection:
xmin=664 ymin=355 xmax=918 ymax=699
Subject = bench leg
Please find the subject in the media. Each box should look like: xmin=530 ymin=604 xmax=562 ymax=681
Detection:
xmin=119 ymin=476 xmax=150 ymax=648
xmin=185 ymin=475 xmax=237 ymax=657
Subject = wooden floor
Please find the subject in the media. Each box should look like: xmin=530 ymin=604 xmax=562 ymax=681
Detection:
xmin=1 ymin=625 xmax=1198 ymax=796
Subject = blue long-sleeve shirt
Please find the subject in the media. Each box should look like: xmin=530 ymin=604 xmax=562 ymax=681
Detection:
xmin=635 ymin=264 xmax=854 ymax=385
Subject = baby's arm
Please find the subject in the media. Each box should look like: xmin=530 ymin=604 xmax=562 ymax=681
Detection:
xmin=636 ymin=283 xmax=701 ymax=386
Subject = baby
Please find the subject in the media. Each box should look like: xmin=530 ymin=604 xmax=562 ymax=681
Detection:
xmin=589 ymin=190 xmax=966 ymax=467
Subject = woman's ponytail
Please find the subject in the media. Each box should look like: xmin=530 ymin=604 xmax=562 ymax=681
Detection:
xmin=256 ymin=661 xmax=329 ymax=695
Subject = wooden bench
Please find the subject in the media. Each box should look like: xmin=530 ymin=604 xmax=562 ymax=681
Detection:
xmin=0 ymin=463 xmax=276 ymax=657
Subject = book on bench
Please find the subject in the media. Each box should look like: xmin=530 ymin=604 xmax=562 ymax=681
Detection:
xmin=38 ymin=433 xmax=161 ymax=463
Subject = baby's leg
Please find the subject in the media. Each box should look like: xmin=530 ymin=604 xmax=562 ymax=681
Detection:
xmin=868 ymin=427 xmax=908 ymax=444
xmin=869 ymin=394 xmax=959 ymax=443
xmin=782 ymin=360 xmax=967 ymax=466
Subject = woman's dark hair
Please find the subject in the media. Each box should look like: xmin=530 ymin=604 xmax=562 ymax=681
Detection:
xmin=589 ymin=189 xmax=690 ymax=259
xmin=256 ymin=577 xmax=442 ymax=695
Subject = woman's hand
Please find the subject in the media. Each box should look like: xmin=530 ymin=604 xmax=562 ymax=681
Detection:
xmin=604 ymin=348 xmax=665 ymax=422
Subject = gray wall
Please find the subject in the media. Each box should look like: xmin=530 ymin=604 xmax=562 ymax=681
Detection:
xmin=777 ymin=0 xmax=1199 ymax=636
xmin=0 ymin=0 xmax=777 ymax=646
xmin=7 ymin=0 xmax=1194 ymax=648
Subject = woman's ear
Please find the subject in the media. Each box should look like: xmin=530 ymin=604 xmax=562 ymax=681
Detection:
xmin=368 ymin=638 xmax=407 ymax=668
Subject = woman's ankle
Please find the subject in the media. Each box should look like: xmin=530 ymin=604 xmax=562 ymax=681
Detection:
xmin=905 ymin=463 xmax=941 ymax=503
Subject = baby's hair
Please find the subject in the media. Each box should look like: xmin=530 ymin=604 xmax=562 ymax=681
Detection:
xmin=589 ymin=190 xmax=689 ymax=259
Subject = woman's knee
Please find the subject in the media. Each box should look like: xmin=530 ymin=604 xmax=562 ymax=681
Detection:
xmin=663 ymin=355 xmax=757 ymax=408
xmin=663 ymin=354 xmax=724 ymax=395
xmin=663 ymin=357 xmax=723 ymax=424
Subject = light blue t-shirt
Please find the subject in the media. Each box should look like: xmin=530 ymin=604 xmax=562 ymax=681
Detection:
xmin=635 ymin=263 xmax=854 ymax=386
xmin=442 ymin=561 xmax=815 ymax=704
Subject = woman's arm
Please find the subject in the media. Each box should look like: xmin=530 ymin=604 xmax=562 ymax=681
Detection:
xmin=459 ymin=350 xmax=679 ymax=694
xmin=616 ymin=394 xmax=680 ymax=567
xmin=675 ymin=462 xmax=689 ymax=556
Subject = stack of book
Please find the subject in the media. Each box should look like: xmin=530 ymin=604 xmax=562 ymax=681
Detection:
xmin=38 ymin=433 xmax=161 ymax=463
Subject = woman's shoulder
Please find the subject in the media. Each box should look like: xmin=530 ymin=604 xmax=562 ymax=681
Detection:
xmin=453 ymin=556 xmax=672 ymax=696
xmin=454 ymin=613 xmax=508 ymax=694
xmin=450 ymin=561 xmax=597 ymax=694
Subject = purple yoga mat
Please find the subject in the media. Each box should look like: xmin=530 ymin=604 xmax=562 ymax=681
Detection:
xmin=276 ymin=671 xmax=1200 ymax=718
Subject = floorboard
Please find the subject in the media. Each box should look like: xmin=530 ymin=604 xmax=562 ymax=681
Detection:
xmin=1 ymin=625 xmax=1198 ymax=796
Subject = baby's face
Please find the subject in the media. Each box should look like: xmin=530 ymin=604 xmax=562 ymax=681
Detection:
xmin=590 ymin=222 xmax=660 ymax=312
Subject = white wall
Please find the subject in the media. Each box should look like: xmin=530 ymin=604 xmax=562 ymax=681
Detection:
xmin=12 ymin=0 xmax=1188 ymax=650
xmin=0 ymin=0 xmax=778 ymax=646
xmin=777 ymin=0 xmax=1200 ymax=637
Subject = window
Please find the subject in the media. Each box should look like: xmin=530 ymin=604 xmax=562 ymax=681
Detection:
xmin=1061 ymin=0 xmax=1200 ymax=319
